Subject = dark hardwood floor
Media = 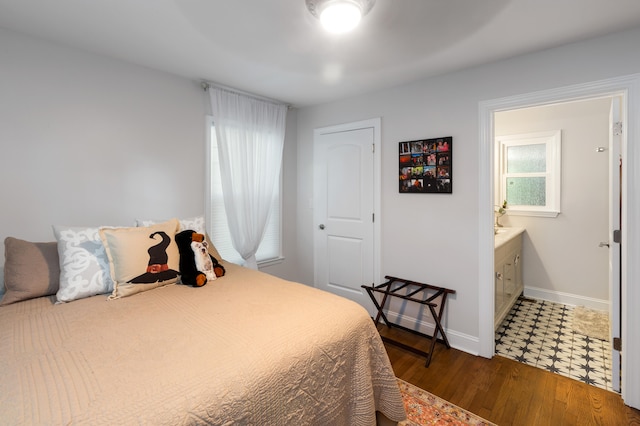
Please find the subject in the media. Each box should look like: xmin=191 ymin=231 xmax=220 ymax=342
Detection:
xmin=381 ymin=326 xmax=640 ymax=426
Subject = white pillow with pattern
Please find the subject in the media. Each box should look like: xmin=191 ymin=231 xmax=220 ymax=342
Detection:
xmin=53 ymin=225 xmax=114 ymax=303
xmin=136 ymin=216 xmax=206 ymax=234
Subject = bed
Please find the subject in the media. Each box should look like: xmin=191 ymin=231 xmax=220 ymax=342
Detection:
xmin=0 ymin=235 xmax=406 ymax=425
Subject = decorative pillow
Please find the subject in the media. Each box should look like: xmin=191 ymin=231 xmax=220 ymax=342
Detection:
xmin=136 ymin=215 xmax=206 ymax=234
xmin=1 ymin=237 xmax=60 ymax=306
xmin=100 ymin=219 xmax=180 ymax=299
xmin=135 ymin=216 xmax=222 ymax=261
xmin=53 ymin=225 xmax=114 ymax=303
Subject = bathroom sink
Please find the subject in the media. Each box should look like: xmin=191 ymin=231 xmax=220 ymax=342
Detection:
xmin=494 ymin=227 xmax=525 ymax=248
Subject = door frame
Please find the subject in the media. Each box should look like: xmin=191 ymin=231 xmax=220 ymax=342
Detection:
xmin=478 ymin=74 xmax=640 ymax=407
xmin=312 ymin=118 xmax=382 ymax=311
xmin=609 ymin=98 xmax=622 ymax=392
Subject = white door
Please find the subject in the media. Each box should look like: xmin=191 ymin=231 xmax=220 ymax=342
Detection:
xmin=313 ymin=119 xmax=380 ymax=314
xmin=609 ymin=97 xmax=622 ymax=393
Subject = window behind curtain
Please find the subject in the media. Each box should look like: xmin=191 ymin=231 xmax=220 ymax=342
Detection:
xmin=207 ymin=120 xmax=282 ymax=265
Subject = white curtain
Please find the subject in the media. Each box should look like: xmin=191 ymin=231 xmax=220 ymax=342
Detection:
xmin=208 ymin=87 xmax=287 ymax=269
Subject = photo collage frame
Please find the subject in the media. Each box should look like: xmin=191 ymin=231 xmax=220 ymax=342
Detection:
xmin=399 ymin=136 xmax=452 ymax=193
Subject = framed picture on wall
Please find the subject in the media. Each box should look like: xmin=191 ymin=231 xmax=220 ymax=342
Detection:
xmin=399 ymin=136 xmax=452 ymax=193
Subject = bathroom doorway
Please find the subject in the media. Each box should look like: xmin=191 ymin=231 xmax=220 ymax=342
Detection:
xmin=491 ymin=95 xmax=621 ymax=391
xmin=478 ymin=74 xmax=640 ymax=407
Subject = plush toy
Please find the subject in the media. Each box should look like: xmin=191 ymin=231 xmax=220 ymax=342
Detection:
xmin=175 ymin=230 xmax=225 ymax=287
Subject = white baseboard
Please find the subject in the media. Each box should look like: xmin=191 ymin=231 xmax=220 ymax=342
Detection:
xmin=523 ymin=286 xmax=609 ymax=311
xmin=383 ymin=310 xmax=480 ymax=356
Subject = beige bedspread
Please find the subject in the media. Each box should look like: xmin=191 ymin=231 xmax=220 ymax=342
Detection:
xmin=0 ymin=263 xmax=406 ymax=425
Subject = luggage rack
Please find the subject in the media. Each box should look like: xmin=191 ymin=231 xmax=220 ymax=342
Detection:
xmin=362 ymin=275 xmax=456 ymax=367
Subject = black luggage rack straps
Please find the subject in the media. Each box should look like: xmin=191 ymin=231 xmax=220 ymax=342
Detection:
xmin=362 ymin=275 xmax=456 ymax=367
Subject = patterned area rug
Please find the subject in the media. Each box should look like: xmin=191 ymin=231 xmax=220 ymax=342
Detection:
xmin=398 ymin=379 xmax=496 ymax=426
xmin=571 ymin=306 xmax=609 ymax=341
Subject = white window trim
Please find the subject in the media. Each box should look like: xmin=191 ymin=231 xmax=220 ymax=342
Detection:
xmin=205 ymin=116 xmax=284 ymax=266
xmin=496 ymin=130 xmax=561 ymax=218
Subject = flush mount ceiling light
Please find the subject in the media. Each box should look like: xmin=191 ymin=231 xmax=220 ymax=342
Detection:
xmin=306 ymin=0 xmax=375 ymax=34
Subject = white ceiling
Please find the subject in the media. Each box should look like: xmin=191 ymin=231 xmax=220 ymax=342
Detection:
xmin=2 ymin=0 xmax=640 ymax=107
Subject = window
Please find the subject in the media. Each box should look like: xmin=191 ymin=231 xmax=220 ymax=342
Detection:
xmin=496 ymin=130 xmax=561 ymax=217
xmin=206 ymin=118 xmax=282 ymax=265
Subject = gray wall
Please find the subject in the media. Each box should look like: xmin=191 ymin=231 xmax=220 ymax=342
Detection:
xmin=0 ymin=28 xmax=300 ymax=292
xmin=295 ymin=26 xmax=640 ymax=351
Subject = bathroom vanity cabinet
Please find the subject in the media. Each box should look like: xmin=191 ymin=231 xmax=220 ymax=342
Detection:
xmin=494 ymin=227 xmax=525 ymax=329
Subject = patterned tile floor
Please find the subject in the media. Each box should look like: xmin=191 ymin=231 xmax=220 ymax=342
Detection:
xmin=495 ymin=297 xmax=613 ymax=391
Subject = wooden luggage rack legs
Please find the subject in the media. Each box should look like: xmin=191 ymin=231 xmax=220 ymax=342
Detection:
xmin=362 ymin=275 xmax=455 ymax=367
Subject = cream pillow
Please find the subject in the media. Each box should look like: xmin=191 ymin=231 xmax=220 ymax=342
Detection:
xmin=100 ymin=219 xmax=180 ymax=299
xmin=53 ymin=225 xmax=114 ymax=303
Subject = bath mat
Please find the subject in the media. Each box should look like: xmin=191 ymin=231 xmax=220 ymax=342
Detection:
xmin=397 ymin=378 xmax=496 ymax=426
xmin=571 ymin=306 xmax=609 ymax=341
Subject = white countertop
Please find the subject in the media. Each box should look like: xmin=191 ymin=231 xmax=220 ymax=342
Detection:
xmin=494 ymin=227 xmax=525 ymax=249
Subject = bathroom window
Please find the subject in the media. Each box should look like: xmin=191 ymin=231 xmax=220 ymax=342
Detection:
xmin=496 ymin=130 xmax=561 ymax=217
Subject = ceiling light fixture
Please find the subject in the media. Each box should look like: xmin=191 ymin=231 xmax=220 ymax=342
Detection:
xmin=306 ymin=0 xmax=375 ymax=34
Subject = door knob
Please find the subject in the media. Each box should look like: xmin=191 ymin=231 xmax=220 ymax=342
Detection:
xmin=599 ymin=241 xmax=610 ymax=248
xmin=319 ymin=224 xmax=325 ymax=230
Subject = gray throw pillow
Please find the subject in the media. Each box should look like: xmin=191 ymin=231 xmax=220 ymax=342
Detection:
xmin=1 ymin=237 xmax=60 ymax=306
